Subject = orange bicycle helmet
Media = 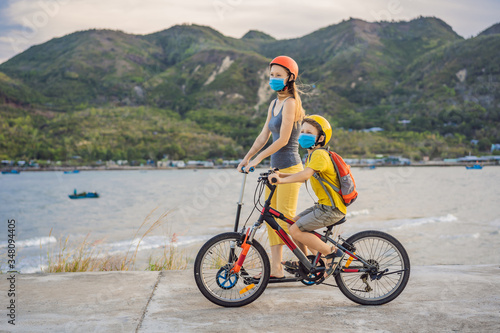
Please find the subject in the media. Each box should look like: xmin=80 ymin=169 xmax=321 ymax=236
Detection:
xmin=269 ymin=56 xmax=299 ymax=82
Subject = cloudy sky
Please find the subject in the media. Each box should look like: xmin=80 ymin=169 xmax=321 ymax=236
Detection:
xmin=0 ymin=0 xmax=499 ymax=64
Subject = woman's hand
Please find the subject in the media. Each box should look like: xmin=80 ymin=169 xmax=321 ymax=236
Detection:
xmin=237 ymin=159 xmax=249 ymax=173
xmin=246 ymin=158 xmax=261 ymax=171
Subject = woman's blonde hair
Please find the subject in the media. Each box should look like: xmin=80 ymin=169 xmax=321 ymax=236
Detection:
xmin=279 ymin=80 xmax=305 ymax=126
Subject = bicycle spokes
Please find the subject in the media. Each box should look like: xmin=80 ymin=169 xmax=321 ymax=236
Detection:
xmin=335 ymin=231 xmax=410 ymax=305
xmin=194 ymin=233 xmax=270 ymax=307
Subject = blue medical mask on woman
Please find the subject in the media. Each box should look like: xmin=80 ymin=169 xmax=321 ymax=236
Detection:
xmin=298 ymin=133 xmax=317 ymax=149
xmin=269 ymin=77 xmax=286 ymax=91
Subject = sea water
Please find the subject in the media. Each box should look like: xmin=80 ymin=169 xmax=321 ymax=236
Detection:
xmin=0 ymin=167 xmax=499 ymax=273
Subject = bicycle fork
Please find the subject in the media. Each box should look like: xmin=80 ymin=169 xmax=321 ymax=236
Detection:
xmin=230 ymin=228 xmax=251 ymax=274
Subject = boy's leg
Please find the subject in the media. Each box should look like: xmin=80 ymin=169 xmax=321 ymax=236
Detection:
xmin=290 ymin=205 xmax=346 ymax=277
xmin=289 ymin=223 xmax=331 ymax=255
xmin=289 ymin=205 xmax=345 ymax=255
xmin=290 ymin=215 xmax=308 ymax=255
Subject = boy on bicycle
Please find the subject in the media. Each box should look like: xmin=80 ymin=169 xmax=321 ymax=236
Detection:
xmin=268 ymin=115 xmax=345 ymax=277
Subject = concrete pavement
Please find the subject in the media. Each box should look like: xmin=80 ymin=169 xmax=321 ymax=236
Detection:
xmin=1 ymin=265 xmax=499 ymax=332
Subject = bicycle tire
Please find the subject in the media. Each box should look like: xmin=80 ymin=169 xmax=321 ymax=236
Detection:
xmin=335 ymin=230 xmax=410 ymax=305
xmin=194 ymin=232 xmax=270 ymax=307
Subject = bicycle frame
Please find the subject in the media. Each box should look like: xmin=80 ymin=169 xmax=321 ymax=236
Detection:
xmin=240 ymin=177 xmax=372 ymax=276
xmin=195 ymin=170 xmax=410 ymax=307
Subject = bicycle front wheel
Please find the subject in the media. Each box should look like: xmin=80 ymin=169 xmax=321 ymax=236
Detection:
xmin=335 ymin=230 xmax=410 ymax=305
xmin=194 ymin=232 xmax=270 ymax=307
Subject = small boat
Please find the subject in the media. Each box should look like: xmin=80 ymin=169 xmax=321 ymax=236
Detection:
xmin=465 ymin=164 xmax=483 ymax=170
xmin=1 ymin=170 xmax=20 ymax=174
xmin=69 ymin=191 xmax=99 ymax=199
xmin=64 ymin=170 xmax=80 ymax=174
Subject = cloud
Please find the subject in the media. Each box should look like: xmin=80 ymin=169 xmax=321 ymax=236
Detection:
xmin=0 ymin=0 xmax=499 ymax=64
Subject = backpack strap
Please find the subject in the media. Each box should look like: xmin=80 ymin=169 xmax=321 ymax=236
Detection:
xmin=313 ymin=173 xmax=340 ymax=193
xmin=312 ymin=175 xmax=336 ymax=208
xmin=306 ymin=147 xmax=339 ymax=208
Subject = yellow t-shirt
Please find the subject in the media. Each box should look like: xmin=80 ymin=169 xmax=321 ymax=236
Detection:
xmin=305 ymin=149 xmax=347 ymax=214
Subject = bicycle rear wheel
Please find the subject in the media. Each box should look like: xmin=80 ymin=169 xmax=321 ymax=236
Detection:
xmin=194 ymin=232 xmax=270 ymax=307
xmin=335 ymin=230 xmax=410 ymax=305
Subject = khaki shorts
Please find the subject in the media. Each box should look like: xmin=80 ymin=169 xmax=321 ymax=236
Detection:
xmin=295 ymin=204 xmax=345 ymax=232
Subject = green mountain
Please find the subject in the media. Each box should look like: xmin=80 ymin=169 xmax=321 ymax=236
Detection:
xmin=0 ymin=29 xmax=165 ymax=108
xmin=0 ymin=71 xmax=45 ymax=105
xmin=1 ymin=17 xmax=499 ymax=162
xmin=478 ymin=23 xmax=500 ymax=36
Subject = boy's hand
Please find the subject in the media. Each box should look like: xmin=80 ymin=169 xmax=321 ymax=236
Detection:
xmin=268 ymin=173 xmax=281 ymax=184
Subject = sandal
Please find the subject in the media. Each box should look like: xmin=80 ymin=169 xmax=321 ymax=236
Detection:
xmin=269 ymin=275 xmax=286 ymax=281
xmin=252 ymin=272 xmax=285 ymax=281
xmin=324 ymin=247 xmax=344 ymax=279
xmin=281 ymin=260 xmax=299 ymax=270
xmin=282 ymin=260 xmax=300 ymax=274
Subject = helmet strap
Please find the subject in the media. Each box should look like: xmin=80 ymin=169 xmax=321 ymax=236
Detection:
xmin=315 ymin=131 xmax=325 ymax=147
xmin=284 ymin=79 xmax=295 ymax=92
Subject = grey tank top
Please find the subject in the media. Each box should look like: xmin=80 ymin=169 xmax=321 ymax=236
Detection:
xmin=268 ymin=97 xmax=302 ymax=169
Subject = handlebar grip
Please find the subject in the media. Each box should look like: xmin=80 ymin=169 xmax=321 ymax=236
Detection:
xmin=271 ymin=177 xmax=278 ymax=183
xmin=241 ymin=166 xmax=255 ymax=173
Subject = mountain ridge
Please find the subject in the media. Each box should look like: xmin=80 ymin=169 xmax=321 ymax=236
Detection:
xmin=1 ymin=17 xmax=499 ymax=162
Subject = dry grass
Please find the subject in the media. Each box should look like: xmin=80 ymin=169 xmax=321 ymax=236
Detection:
xmin=44 ymin=208 xmax=189 ymax=272
xmin=145 ymin=233 xmax=189 ymax=271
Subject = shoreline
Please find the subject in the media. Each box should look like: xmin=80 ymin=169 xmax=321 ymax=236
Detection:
xmin=2 ymin=162 xmax=499 ymax=172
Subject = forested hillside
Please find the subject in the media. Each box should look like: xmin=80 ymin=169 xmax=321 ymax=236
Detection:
xmin=1 ymin=17 xmax=499 ymax=162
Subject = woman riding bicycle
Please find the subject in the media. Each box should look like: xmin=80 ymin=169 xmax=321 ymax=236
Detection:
xmin=237 ymin=55 xmax=305 ymax=280
xmin=269 ymin=115 xmax=345 ymax=277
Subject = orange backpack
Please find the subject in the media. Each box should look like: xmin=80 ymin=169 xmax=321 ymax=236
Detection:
xmin=310 ymin=148 xmax=358 ymax=207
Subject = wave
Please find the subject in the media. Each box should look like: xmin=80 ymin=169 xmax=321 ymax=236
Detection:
xmin=3 ymin=234 xmax=213 ymax=273
xmin=20 ymin=264 xmax=48 ymax=274
xmin=439 ymin=233 xmax=480 ymax=240
xmin=0 ymin=236 xmax=57 ymax=249
xmin=387 ymin=214 xmax=457 ymax=230
xmin=103 ymin=234 xmax=212 ymax=255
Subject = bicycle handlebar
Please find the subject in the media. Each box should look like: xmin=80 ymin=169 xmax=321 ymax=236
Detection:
xmin=258 ymin=168 xmax=279 ymax=183
xmin=241 ymin=166 xmax=255 ymax=173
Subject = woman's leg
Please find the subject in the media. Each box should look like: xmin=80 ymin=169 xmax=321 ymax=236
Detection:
xmin=264 ymin=182 xmax=284 ymax=277
xmin=268 ymin=164 xmax=304 ymax=277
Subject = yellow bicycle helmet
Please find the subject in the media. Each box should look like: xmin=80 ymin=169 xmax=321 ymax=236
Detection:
xmin=304 ymin=115 xmax=332 ymax=146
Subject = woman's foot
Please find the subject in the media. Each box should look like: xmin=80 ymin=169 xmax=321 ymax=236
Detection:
xmin=252 ymin=272 xmax=285 ymax=280
xmin=281 ymin=260 xmax=300 ymax=273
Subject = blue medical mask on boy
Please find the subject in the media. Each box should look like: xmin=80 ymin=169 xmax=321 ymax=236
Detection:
xmin=298 ymin=133 xmax=317 ymax=149
xmin=269 ymin=77 xmax=286 ymax=91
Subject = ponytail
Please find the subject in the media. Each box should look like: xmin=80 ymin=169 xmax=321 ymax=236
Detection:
xmin=291 ymin=82 xmax=305 ymax=125
xmin=280 ymin=81 xmax=305 ymax=127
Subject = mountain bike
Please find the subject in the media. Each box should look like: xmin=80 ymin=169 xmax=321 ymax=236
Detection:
xmin=194 ymin=168 xmax=410 ymax=307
